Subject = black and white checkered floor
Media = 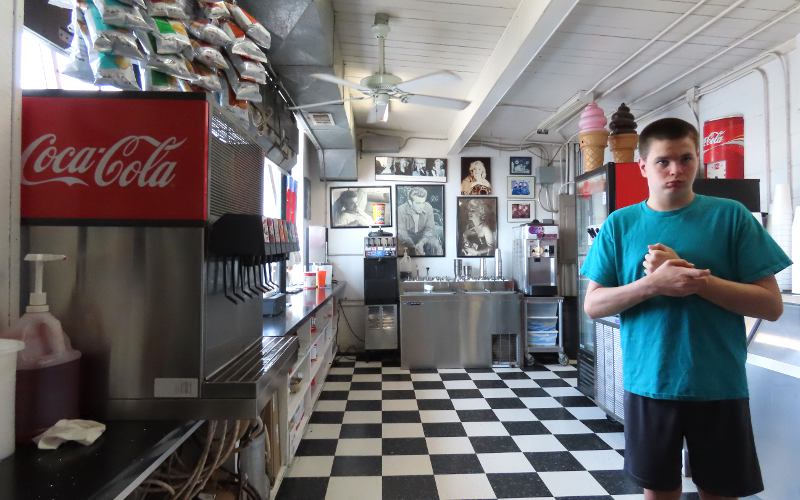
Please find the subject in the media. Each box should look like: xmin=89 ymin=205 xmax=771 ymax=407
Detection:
xmin=276 ymin=357 xmax=701 ymax=500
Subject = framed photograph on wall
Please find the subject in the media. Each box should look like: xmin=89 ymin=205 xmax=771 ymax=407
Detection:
xmin=510 ymin=156 xmax=533 ymax=175
xmin=508 ymin=200 xmax=535 ymax=223
xmin=396 ymin=185 xmax=445 ymax=257
xmin=460 ymin=157 xmax=492 ymax=195
xmin=330 ymin=186 xmax=392 ymax=228
xmin=457 ymin=196 xmax=497 ymax=257
xmin=507 ymin=176 xmax=535 ymax=199
xmin=375 ymin=156 xmax=447 ymax=182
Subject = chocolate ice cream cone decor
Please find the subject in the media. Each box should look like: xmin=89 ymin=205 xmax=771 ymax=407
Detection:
xmin=608 ymin=103 xmax=638 ymax=163
xmin=578 ymin=102 xmax=609 ymax=172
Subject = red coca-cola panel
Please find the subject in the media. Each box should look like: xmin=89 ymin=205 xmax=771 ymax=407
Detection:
xmin=21 ymin=94 xmax=209 ymax=221
xmin=703 ymin=116 xmax=744 ymax=179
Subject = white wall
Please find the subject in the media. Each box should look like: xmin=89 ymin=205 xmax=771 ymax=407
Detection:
xmin=0 ymin=1 xmax=23 ymax=328
xmin=309 ymin=138 xmax=564 ymax=350
xmin=636 ymin=49 xmax=800 ymax=212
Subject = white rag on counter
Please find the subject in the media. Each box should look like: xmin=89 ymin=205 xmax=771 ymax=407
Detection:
xmin=33 ymin=419 xmax=106 ymax=450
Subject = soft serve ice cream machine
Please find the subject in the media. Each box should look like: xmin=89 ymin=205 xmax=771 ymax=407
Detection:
xmin=512 ymin=223 xmax=560 ymax=296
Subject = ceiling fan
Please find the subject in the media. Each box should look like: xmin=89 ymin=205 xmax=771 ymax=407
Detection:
xmin=289 ymin=13 xmax=471 ymax=123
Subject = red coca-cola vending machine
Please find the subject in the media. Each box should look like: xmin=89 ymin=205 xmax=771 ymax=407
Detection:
xmin=21 ymin=90 xmax=298 ymax=419
xmin=703 ymin=116 xmax=744 ymax=179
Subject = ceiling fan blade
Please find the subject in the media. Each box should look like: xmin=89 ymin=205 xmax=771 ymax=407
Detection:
xmin=403 ymin=93 xmax=470 ymax=110
xmin=310 ymin=73 xmax=371 ymax=94
xmin=394 ymin=70 xmax=461 ymax=93
xmin=288 ymin=97 xmax=368 ymax=110
xmin=366 ymin=100 xmax=390 ymax=124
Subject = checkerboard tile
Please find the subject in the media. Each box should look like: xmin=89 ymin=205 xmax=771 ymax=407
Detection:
xmin=275 ymin=357 xmax=650 ymax=500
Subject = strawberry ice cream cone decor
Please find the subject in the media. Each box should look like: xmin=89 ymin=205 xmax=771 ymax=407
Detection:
xmin=578 ymin=102 xmax=609 ymax=172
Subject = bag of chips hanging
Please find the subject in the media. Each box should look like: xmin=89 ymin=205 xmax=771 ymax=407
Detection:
xmin=191 ymin=39 xmax=228 ymax=69
xmin=93 ymin=0 xmax=150 ymax=30
xmin=83 ymin=2 xmax=145 ymax=60
xmin=89 ymin=51 xmax=140 ymax=89
xmin=62 ymin=8 xmax=95 ymax=82
xmin=136 ymin=29 xmax=195 ymax=80
xmin=139 ymin=66 xmax=192 ymax=91
xmin=227 ymin=51 xmax=266 ymax=84
xmin=190 ymin=61 xmax=222 ymax=91
xmin=226 ymin=3 xmax=270 ymax=49
xmin=199 ymin=1 xmax=229 ymax=20
xmin=149 ymin=17 xmax=191 ymax=56
xmin=219 ymin=71 xmax=250 ymax=122
xmin=186 ymin=19 xmax=232 ymax=46
xmin=220 ymin=21 xmax=266 ymax=63
xmin=146 ymin=0 xmax=190 ymax=20
xmin=222 ymin=64 xmax=261 ymax=102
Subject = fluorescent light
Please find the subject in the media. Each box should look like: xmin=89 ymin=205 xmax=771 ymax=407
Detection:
xmin=536 ymin=90 xmax=594 ymax=135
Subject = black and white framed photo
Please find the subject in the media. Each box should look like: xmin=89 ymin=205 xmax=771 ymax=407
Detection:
xmin=508 ymin=176 xmax=535 ymax=199
xmin=396 ymin=185 xmax=445 ymax=257
xmin=508 ymin=200 xmax=535 ymax=223
xmin=460 ymin=157 xmax=492 ymax=195
xmin=330 ymin=186 xmax=392 ymax=228
xmin=510 ymin=156 xmax=533 ymax=175
xmin=457 ymin=196 xmax=497 ymax=257
xmin=375 ymin=156 xmax=447 ymax=182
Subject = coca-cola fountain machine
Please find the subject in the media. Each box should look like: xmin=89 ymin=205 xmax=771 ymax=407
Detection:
xmin=20 ymin=90 xmax=299 ymax=419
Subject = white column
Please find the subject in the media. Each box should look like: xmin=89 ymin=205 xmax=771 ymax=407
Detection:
xmin=0 ymin=0 xmax=23 ymax=327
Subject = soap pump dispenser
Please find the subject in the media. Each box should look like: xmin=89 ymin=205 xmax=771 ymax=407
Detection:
xmin=0 ymin=254 xmax=81 ymax=441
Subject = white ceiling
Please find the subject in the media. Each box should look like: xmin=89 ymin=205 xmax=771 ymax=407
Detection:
xmin=327 ymin=0 xmax=800 ymax=149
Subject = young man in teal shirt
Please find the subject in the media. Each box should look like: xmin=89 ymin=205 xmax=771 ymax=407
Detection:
xmin=581 ymin=118 xmax=790 ymax=500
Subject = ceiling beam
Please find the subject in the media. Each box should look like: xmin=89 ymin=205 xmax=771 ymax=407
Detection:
xmin=445 ymin=0 xmax=579 ymax=155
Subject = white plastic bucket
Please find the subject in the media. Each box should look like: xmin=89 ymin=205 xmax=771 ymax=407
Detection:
xmin=0 ymin=339 xmax=24 ymax=460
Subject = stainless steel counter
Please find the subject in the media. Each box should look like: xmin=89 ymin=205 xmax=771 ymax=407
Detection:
xmin=400 ymin=279 xmax=522 ymax=369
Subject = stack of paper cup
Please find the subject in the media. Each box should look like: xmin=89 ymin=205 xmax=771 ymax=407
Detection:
xmin=768 ymin=184 xmax=793 ymax=291
xmin=0 ymin=339 xmax=24 ymax=460
xmin=792 ymin=206 xmax=800 ymax=294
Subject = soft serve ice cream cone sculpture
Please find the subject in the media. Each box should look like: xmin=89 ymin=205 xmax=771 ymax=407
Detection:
xmin=608 ymin=103 xmax=638 ymax=163
xmin=578 ymin=103 xmax=609 ymax=171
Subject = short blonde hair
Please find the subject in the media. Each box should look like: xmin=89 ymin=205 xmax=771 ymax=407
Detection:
xmin=469 ymin=160 xmax=486 ymax=178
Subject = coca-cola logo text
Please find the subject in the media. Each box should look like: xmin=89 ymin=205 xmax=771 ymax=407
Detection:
xmin=703 ymin=131 xmax=724 ymax=147
xmin=22 ymin=134 xmax=187 ymax=188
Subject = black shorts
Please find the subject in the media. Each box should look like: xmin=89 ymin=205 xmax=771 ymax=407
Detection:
xmin=623 ymin=391 xmax=764 ymax=497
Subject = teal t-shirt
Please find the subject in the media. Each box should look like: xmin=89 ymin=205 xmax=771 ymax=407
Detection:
xmin=580 ymin=194 xmax=791 ymax=400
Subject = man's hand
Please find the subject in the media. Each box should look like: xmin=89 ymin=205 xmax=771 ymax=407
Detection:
xmin=646 ymin=259 xmax=710 ymax=297
xmin=643 ymin=243 xmax=687 ymax=275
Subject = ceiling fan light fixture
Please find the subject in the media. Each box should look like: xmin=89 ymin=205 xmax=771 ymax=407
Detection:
xmin=536 ymin=90 xmax=594 ymax=135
